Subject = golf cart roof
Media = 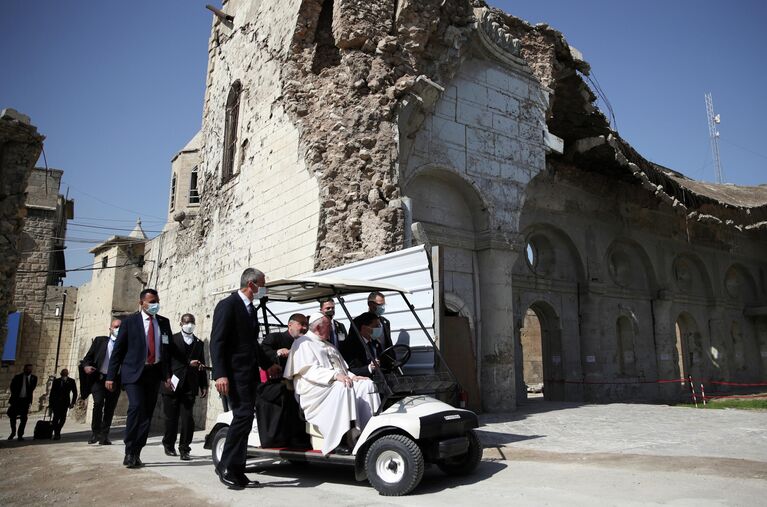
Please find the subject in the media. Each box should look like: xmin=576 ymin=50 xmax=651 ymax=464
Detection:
xmin=264 ymin=276 xmax=409 ymax=303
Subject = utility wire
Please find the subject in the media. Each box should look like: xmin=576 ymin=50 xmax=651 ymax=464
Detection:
xmin=69 ymin=223 xmax=165 ymax=233
xmin=63 ymin=182 xmax=166 ymax=220
xmin=16 ymin=261 xmax=143 ymax=275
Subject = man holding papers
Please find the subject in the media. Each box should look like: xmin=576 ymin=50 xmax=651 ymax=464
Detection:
xmin=161 ymin=313 xmax=209 ymax=461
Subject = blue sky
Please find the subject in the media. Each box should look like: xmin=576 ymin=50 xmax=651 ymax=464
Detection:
xmin=2 ymin=1 xmax=765 ymax=287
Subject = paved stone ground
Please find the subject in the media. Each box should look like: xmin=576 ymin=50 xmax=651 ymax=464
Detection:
xmin=1 ymin=401 xmax=765 ymax=505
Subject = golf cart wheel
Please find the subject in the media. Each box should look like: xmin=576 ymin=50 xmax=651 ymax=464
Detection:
xmin=211 ymin=426 xmax=228 ymax=468
xmin=437 ymin=429 xmax=482 ymax=476
xmin=365 ymin=434 xmax=424 ymax=496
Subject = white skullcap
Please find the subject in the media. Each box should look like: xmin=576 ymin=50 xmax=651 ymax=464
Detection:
xmin=308 ymin=312 xmax=326 ymax=326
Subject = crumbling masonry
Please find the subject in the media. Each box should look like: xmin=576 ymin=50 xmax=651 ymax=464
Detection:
xmin=73 ymin=0 xmax=766 ymax=422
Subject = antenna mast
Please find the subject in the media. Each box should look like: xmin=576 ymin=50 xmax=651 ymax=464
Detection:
xmin=705 ymin=92 xmax=724 ymax=183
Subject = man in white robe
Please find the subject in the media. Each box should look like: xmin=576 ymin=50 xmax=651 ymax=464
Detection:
xmin=284 ymin=313 xmax=380 ymax=455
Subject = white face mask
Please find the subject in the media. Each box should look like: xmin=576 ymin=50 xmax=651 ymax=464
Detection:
xmin=111 ymin=328 xmax=119 ymax=338
xmin=182 ymin=323 xmax=195 ymax=335
xmin=255 ymin=286 xmax=268 ymax=299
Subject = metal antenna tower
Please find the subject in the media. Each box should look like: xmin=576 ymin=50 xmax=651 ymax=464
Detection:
xmin=705 ymin=92 xmax=724 ymax=183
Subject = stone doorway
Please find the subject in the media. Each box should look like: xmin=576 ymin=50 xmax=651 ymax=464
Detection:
xmin=518 ymin=302 xmax=564 ymax=402
xmin=675 ymin=312 xmax=703 ymax=385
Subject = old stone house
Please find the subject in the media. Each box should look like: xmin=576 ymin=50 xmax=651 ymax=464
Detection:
xmin=74 ymin=0 xmax=767 ymax=421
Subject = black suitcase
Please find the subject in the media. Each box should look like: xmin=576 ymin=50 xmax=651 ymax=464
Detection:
xmin=34 ymin=411 xmax=53 ymax=440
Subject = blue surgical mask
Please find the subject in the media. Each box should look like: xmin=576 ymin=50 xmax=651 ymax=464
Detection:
xmin=145 ymin=303 xmax=160 ymax=316
xmin=371 ymin=326 xmax=383 ymax=339
xmin=111 ymin=328 xmax=120 ymax=338
xmin=375 ymin=304 xmax=386 ymax=317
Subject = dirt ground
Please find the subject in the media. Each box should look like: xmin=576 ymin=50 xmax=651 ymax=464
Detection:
xmin=0 ymin=425 xmax=209 ymax=506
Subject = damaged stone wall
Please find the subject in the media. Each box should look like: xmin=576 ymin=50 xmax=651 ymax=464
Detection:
xmin=0 ymin=109 xmax=43 ymax=357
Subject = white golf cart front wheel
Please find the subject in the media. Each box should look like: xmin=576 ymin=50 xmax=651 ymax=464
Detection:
xmin=365 ymin=434 xmax=424 ymax=496
xmin=211 ymin=426 xmax=229 ymax=468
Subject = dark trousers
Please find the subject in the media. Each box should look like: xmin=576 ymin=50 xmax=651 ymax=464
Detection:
xmin=162 ymin=391 xmax=196 ymax=452
xmin=52 ymin=406 xmax=68 ymax=436
xmin=218 ymin=379 xmax=256 ymax=474
xmin=123 ymin=364 xmax=161 ymax=456
xmin=91 ymin=377 xmax=120 ymax=438
xmin=8 ymin=402 xmax=31 ymax=437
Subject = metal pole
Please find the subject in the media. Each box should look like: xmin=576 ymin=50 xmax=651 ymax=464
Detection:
xmin=54 ymin=292 xmax=67 ymax=374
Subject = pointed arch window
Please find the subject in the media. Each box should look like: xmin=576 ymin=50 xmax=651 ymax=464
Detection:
xmin=222 ymin=80 xmax=242 ymax=183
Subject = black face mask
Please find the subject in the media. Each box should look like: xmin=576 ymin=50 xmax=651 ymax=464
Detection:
xmin=323 ymin=310 xmax=335 ymax=318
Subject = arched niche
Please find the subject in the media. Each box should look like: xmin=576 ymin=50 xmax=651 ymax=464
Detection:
xmin=723 ymin=264 xmax=758 ymax=302
xmin=674 ymin=312 xmax=705 ymax=382
xmin=672 ymin=253 xmax=714 ymax=301
xmin=515 ymin=223 xmax=586 ymax=283
xmin=604 ymin=238 xmax=657 ymax=293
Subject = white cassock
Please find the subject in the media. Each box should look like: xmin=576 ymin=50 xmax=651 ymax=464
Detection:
xmin=284 ymin=331 xmax=380 ymax=455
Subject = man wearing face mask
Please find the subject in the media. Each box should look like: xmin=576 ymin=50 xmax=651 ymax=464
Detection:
xmin=366 ymin=292 xmax=393 ymax=350
xmin=81 ymin=318 xmax=122 ymax=445
xmin=106 ymin=289 xmax=173 ymax=469
xmin=340 ymin=312 xmax=383 ymax=378
xmin=319 ymin=298 xmax=347 ymax=348
xmin=162 ymin=313 xmax=208 ymax=461
xmin=210 ymin=268 xmax=281 ymax=489
xmin=49 ymin=368 xmax=78 ymax=440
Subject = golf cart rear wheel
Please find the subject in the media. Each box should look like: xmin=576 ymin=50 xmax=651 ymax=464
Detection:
xmin=437 ymin=429 xmax=482 ymax=476
xmin=365 ymin=434 xmax=424 ymax=496
xmin=211 ymin=426 xmax=228 ymax=468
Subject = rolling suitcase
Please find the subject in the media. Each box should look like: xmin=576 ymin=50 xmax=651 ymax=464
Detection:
xmin=34 ymin=410 xmax=53 ymax=440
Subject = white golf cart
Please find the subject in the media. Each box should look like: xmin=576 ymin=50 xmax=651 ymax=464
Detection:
xmin=204 ymin=277 xmax=481 ymax=496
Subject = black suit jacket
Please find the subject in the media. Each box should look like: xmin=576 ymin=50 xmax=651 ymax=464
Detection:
xmin=50 ymin=377 xmax=77 ymax=409
xmin=210 ymin=292 xmax=275 ymax=386
xmin=340 ymin=331 xmax=383 ymax=378
xmin=9 ymin=373 xmax=38 ymax=406
xmin=80 ymin=335 xmax=109 ymax=398
xmin=107 ymin=311 xmax=173 ymax=384
xmin=163 ymin=333 xmax=208 ymax=395
xmin=261 ymin=331 xmax=294 ymax=368
xmin=329 ymin=320 xmax=347 ymax=348
xmin=379 ymin=315 xmax=393 ymax=350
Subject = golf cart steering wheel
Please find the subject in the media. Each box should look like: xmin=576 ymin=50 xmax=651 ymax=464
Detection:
xmin=379 ymin=343 xmax=412 ymax=370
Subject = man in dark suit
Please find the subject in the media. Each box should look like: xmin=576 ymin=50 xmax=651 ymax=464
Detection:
xmin=340 ymin=312 xmax=383 ymax=378
xmin=366 ymin=291 xmax=393 ymax=349
xmin=262 ymin=313 xmax=308 ymax=368
xmin=49 ymin=368 xmax=78 ymax=440
xmin=81 ymin=318 xmax=122 ymax=445
xmin=319 ymin=298 xmax=347 ymax=348
xmin=106 ymin=288 xmax=173 ymax=469
xmin=7 ymin=364 xmax=38 ymax=440
xmin=162 ymin=313 xmax=208 ymax=461
xmin=210 ymin=268 xmax=281 ymax=489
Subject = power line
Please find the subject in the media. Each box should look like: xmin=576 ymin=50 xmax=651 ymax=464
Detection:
xmin=63 ymin=182 xmax=166 ymax=220
xmin=69 ymin=223 xmax=165 ymax=233
xmin=16 ymin=261 xmax=143 ymax=275
xmin=72 ymin=216 xmax=168 ymax=223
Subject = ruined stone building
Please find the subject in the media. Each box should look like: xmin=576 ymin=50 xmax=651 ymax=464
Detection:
xmin=0 ymin=153 xmax=77 ymax=412
xmin=73 ymin=0 xmax=767 ymax=419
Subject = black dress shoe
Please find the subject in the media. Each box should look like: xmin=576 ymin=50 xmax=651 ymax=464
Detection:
xmin=7 ymin=434 xmax=15 ymax=440
xmin=332 ymin=444 xmax=351 ymax=455
xmin=88 ymin=434 xmax=99 ymax=444
xmin=180 ymin=452 xmax=191 ymax=461
xmin=53 ymin=434 xmax=61 ymax=441
xmin=164 ymin=446 xmax=178 ymax=456
xmin=99 ymin=438 xmax=112 ymax=445
xmin=17 ymin=436 xmax=25 ymax=441
xmin=133 ymin=456 xmax=145 ymax=468
xmin=123 ymin=454 xmax=133 ymax=467
xmin=232 ymin=473 xmax=262 ymax=488
xmin=216 ymin=469 xmax=244 ymax=490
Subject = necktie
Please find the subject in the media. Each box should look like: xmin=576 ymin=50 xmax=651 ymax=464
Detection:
xmin=147 ymin=315 xmax=156 ymax=364
xmin=330 ymin=324 xmax=337 ymax=347
xmin=247 ymin=303 xmax=257 ymax=328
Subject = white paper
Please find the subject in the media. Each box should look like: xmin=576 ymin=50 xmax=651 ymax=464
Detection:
xmin=170 ymin=374 xmax=180 ymax=391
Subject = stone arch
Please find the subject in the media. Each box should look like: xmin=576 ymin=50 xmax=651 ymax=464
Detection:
xmin=672 ymin=252 xmax=714 ymax=301
xmin=402 ymin=164 xmax=492 ymax=237
xmin=444 ymin=291 xmax=475 ymax=336
xmin=723 ymin=263 xmax=758 ymax=302
xmin=604 ymin=238 xmax=658 ymax=293
xmin=517 ymin=300 xmax=565 ymax=402
xmin=516 ymin=222 xmax=586 ymax=283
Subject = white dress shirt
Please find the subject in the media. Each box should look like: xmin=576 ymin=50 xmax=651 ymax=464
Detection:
xmin=100 ymin=336 xmax=117 ymax=374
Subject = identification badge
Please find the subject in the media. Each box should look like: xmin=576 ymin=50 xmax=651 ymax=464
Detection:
xmin=161 ymin=334 xmax=169 ymax=345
